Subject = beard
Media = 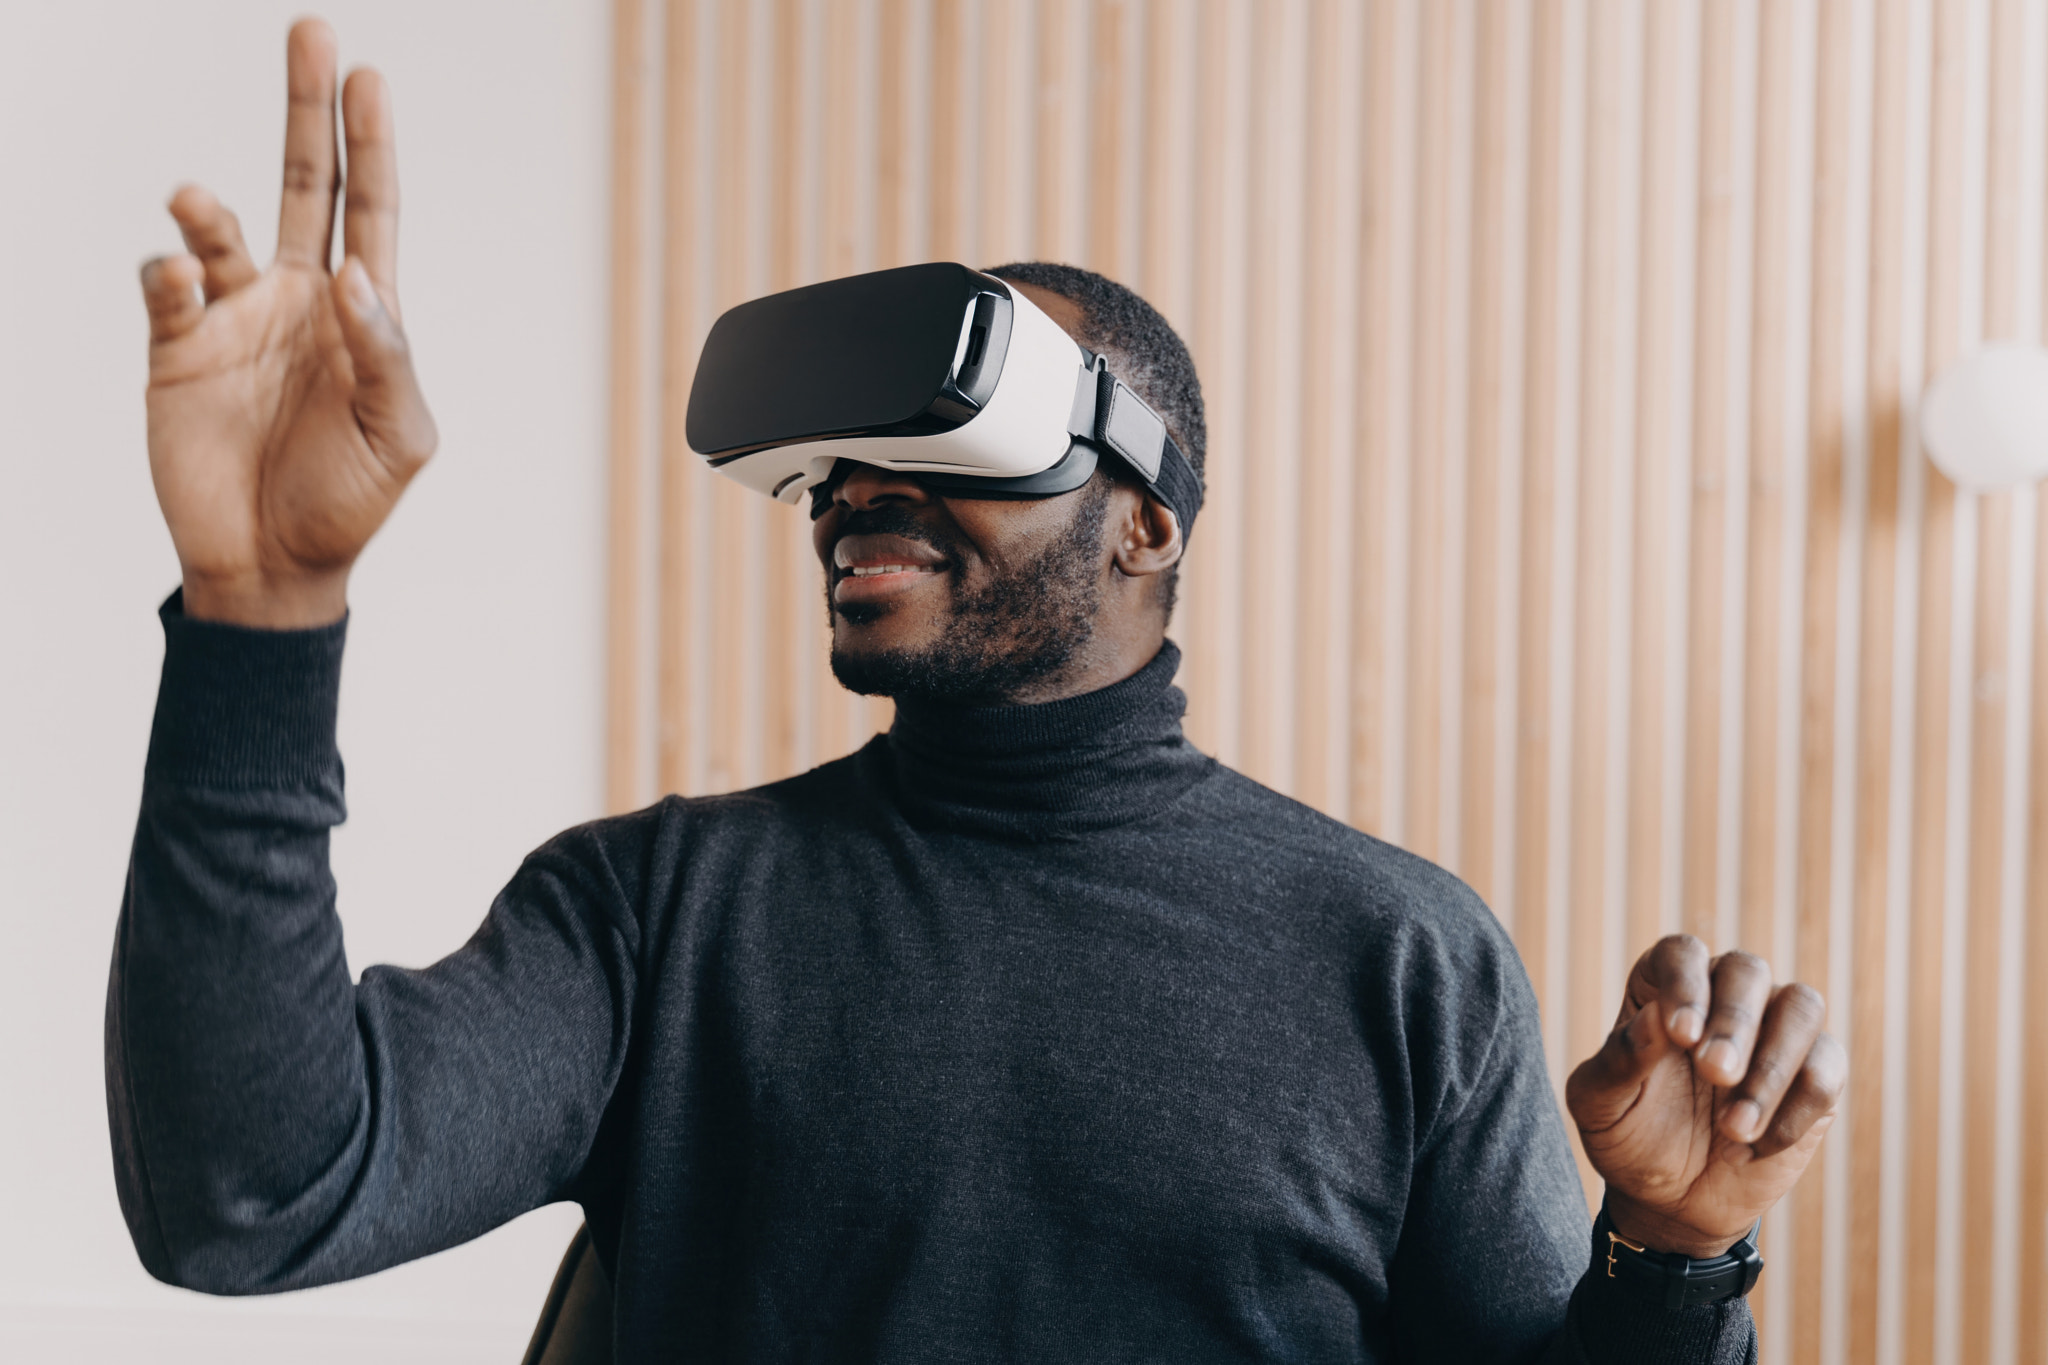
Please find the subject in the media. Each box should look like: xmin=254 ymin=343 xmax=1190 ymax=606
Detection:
xmin=826 ymin=477 xmax=1112 ymax=703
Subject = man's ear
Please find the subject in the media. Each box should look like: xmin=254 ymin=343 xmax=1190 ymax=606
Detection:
xmin=1110 ymin=488 xmax=1183 ymax=580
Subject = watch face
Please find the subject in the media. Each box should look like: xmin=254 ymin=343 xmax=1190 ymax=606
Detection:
xmin=687 ymin=262 xmax=1000 ymax=457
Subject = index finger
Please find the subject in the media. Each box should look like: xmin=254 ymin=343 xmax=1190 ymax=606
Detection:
xmin=277 ymin=18 xmax=340 ymax=269
xmin=341 ymin=67 xmax=400 ymax=295
xmin=1623 ymin=933 xmax=1712 ymax=1050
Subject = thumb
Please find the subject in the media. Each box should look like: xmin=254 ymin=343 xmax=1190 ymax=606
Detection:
xmin=1565 ymin=995 xmax=1682 ymax=1133
xmin=332 ymin=257 xmax=439 ymax=477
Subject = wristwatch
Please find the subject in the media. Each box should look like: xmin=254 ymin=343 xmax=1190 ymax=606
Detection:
xmin=1593 ymin=1203 xmax=1764 ymax=1310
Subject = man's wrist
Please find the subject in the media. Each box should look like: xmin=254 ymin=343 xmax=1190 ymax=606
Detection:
xmin=147 ymin=588 xmax=349 ymax=792
xmin=1601 ymin=1189 xmax=1745 ymax=1259
xmin=181 ymin=569 xmax=350 ymax=630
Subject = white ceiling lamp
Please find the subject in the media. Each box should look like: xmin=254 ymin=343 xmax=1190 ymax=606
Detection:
xmin=1920 ymin=342 xmax=2048 ymax=493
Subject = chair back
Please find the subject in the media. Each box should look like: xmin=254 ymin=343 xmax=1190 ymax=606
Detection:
xmin=520 ymin=1224 xmax=613 ymax=1365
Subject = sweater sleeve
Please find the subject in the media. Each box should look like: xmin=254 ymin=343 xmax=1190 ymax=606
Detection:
xmin=104 ymin=593 xmax=641 ymax=1294
xmin=1381 ymin=887 xmax=1758 ymax=1365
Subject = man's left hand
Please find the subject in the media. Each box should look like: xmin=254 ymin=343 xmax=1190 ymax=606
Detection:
xmin=1565 ymin=935 xmax=1849 ymax=1259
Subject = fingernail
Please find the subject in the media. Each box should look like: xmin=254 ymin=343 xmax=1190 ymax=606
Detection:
xmin=1728 ymin=1099 xmax=1762 ymax=1140
xmin=1668 ymin=1005 xmax=1704 ymax=1044
xmin=1702 ymin=1039 xmax=1739 ymax=1077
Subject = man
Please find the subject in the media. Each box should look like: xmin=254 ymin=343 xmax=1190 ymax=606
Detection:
xmin=111 ymin=19 xmax=1845 ymax=1363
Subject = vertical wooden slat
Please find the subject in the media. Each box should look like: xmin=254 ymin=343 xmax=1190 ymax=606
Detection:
xmin=1964 ymin=4 xmax=2029 ymax=1359
xmin=2016 ymin=6 xmax=2048 ymax=1357
xmin=1736 ymin=0 xmax=1802 ymax=980
xmin=1902 ymin=0 xmax=1971 ymax=1356
xmin=1239 ymin=0 xmax=1310 ymax=794
xmin=1138 ymin=0 xmax=1204 ymax=705
xmin=1680 ymin=0 xmax=1756 ymax=954
xmin=1845 ymin=0 xmax=1907 ymax=1354
xmin=928 ymin=0 xmax=967 ymax=265
xmin=1136 ymin=0 xmax=1197 ymax=340
xmin=1033 ymin=0 xmax=1088 ymax=262
xmin=1623 ymin=0 xmax=1700 ymax=958
xmin=1565 ymin=0 xmax=1641 ymax=1198
xmin=982 ymin=0 xmax=1035 ymax=267
xmin=875 ymin=0 xmax=909 ymax=267
xmin=1818 ymin=2 xmax=1880 ymax=1352
xmin=1351 ymin=0 xmax=1421 ymax=843
xmin=1085 ymin=0 xmax=1135 ymax=280
xmin=704 ymin=0 xmax=764 ymax=794
xmin=1458 ymin=0 xmax=1536 ymax=920
xmin=1788 ymin=3 xmax=1857 ymax=1359
xmin=1290 ymin=0 xmax=1367 ymax=820
xmin=1401 ymin=0 xmax=1476 ymax=865
xmin=1184 ymin=0 xmax=1252 ymax=763
xmin=2024 ymin=475 xmax=2048 ymax=1365
xmin=761 ymin=0 xmax=807 ymax=786
xmin=1510 ymin=0 xmax=1584 ymax=1084
xmin=861 ymin=0 xmax=919 ymax=744
xmin=608 ymin=0 xmax=651 ymax=815
xmin=1985 ymin=15 xmax=2048 ymax=1353
xmin=656 ymin=0 xmax=703 ymax=798
xmin=1960 ymin=499 xmax=2012 ymax=1365
xmin=1240 ymin=0 xmax=1289 ymax=777
xmin=808 ymin=0 xmax=868 ymax=766
xmin=786 ymin=0 xmax=833 ymax=774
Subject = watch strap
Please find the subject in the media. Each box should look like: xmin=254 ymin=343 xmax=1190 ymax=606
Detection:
xmin=1593 ymin=1205 xmax=1764 ymax=1311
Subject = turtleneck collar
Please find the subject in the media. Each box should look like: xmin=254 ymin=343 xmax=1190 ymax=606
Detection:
xmin=874 ymin=640 xmax=1216 ymax=841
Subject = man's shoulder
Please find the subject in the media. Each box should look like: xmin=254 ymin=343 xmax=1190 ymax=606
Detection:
xmin=618 ymin=742 xmax=883 ymax=836
xmin=1183 ymin=762 xmax=1509 ymax=951
xmin=520 ymin=744 xmax=883 ymax=881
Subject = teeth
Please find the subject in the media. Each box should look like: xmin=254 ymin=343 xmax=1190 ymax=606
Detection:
xmin=849 ymin=564 xmax=932 ymax=577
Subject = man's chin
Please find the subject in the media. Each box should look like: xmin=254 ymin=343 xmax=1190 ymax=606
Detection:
xmin=828 ymin=617 xmax=939 ymax=697
xmin=827 ymin=641 xmax=918 ymax=698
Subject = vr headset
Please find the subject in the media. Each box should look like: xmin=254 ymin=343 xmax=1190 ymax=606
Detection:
xmin=685 ymin=263 xmax=1203 ymax=536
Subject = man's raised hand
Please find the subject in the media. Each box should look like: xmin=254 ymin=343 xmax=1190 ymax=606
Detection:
xmin=142 ymin=18 xmax=435 ymax=629
xmin=1565 ymin=935 xmax=1848 ymax=1259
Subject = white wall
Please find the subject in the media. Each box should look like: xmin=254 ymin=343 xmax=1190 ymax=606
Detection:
xmin=0 ymin=2 xmax=610 ymax=1359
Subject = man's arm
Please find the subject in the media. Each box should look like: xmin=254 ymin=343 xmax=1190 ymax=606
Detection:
xmin=111 ymin=14 xmax=658 ymax=1296
xmin=1379 ymin=898 xmax=1758 ymax=1364
xmin=107 ymin=595 xmax=640 ymax=1290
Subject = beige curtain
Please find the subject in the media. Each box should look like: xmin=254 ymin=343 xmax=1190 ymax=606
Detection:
xmin=603 ymin=3 xmax=2048 ymax=1360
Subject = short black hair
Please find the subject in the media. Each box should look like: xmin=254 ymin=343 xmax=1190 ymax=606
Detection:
xmin=985 ymin=262 xmax=1205 ymax=617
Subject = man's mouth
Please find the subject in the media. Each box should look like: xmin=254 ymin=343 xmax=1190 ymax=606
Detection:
xmin=844 ymin=563 xmax=943 ymax=578
xmin=831 ymin=533 xmax=950 ymax=606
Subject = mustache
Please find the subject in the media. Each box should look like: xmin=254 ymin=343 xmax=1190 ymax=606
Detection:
xmin=829 ymin=505 xmax=953 ymax=559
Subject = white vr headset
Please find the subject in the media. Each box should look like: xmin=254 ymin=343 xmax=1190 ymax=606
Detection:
xmin=685 ymin=263 xmax=1203 ymax=536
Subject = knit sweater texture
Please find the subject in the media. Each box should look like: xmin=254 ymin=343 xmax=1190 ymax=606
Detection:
xmin=107 ymin=596 xmax=1757 ymax=1363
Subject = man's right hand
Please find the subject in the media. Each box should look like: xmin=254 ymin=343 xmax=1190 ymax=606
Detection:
xmin=142 ymin=18 xmax=436 ymax=629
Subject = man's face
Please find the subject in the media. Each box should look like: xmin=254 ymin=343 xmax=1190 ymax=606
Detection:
xmin=811 ymin=463 xmax=1113 ymax=703
xmin=811 ymin=280 xmax=1179 ymax=703
xmin=808 ymin=284 xmax=1143 ymax=705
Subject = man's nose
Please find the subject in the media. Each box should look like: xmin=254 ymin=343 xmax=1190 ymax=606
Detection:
xmin=833 ymin=463 xmax=932 ymax=512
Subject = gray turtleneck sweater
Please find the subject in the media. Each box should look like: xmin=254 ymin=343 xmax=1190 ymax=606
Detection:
xmin=107 ymin=597 xmax=1756 ymax=1363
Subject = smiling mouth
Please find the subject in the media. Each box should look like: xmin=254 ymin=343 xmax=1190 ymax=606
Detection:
xmin=830 ymin=558 xmax=950 ymax=611
xmin=844 ymin=563 xmax=944 ymax=578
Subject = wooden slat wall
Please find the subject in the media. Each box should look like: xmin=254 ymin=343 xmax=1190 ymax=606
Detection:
xmin=604 ymin=2 xmax=2048 ymax=1359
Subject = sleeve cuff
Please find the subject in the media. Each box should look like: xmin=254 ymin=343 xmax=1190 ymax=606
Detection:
xmin=1565 ymin=1219 xmax=1756 ymax=1362
xmin=144 ymin=588 xmax=349 ymax=791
